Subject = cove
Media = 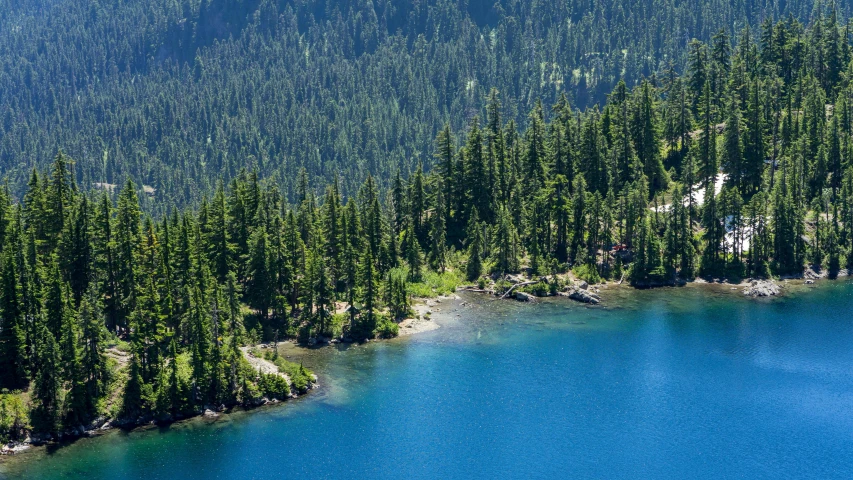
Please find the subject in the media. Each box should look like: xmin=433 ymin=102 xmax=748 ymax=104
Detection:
xmin=3 ymin=281 xmax=853 ymax=479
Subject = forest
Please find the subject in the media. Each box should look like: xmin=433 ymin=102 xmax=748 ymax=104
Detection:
xmin=3 ymin=3 xmax=853 ymax=449
xmin=0 ymin=0 xmax=846 ymax=209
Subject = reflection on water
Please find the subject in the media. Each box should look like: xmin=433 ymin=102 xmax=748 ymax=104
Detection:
xmin=3 ymin=280 xmax=853 ymax=479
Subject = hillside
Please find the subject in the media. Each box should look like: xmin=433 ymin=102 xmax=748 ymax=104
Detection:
xmin=0 ymin=0 xmax=840 ymax=209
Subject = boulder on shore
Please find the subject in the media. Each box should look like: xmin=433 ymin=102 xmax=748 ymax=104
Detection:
xmin=559 ymin=289 xmax=601 ymax=304
xmin=515 ymin=291 xmax=536 ymax=302
xmin=743 ymin=279 xmax=781 ymax=297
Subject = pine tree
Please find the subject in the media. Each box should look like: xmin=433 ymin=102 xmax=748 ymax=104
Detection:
xmin=428 ymin=180 xmax=447 ymax=273
xmin=79 ymin=288 xmax=107 ymax=414
xmin=465 ymin=208 xmax=483 ymax=281
xmin=722 ymin=93 xmax=746 ymax=193
xmin=403 ymin=223 xmax=423 ymax=282
xmin=634 ymin=82 xmax=668 ymax=194
xmin=358 ymin=248 xmax=378 ymax=339
xmin=309 ymin=247 xmax=332 ymax=336
xmin=115 ymin=180 xmax=141 ymax=330
xmin=701 ymin=174 xmax=723 ymax=276
xmin=688 ymin=40 xmax=709 ymax=115
xmin=409 ymin=164 xmax=427 ymax=246
xmin=45 ymin=151 xmax=74 ymax=249
xmin=0 ymin=247 xmax=27 ymax=390
xmin=31 ymin=324 xmax=61 ymax=434
xmin=491 ymin=205 xmax=520 ymax=274
xmin=208 ymin=182 xmax=233 ymax=282
xmin=61 ymin=299 xmax=88 ymax=427
xmin=524 ymin=101 xmax=549 ymax=200
xmin=742 ymin=80 xmax=765 ymax=195
xmin=188 ymin=285 xmax=211 ymax=405
xmin=246 ymin=229 xmax=272 ymax=318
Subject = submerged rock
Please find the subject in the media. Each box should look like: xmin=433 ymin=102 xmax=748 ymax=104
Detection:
xmin=743 ymin=279 xmax=781 ymax=297
xmin=1 ymin=442 xmax=30 ymax=455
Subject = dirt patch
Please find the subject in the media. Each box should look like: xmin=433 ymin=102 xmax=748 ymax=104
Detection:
xmin=398 ymin=316 xmax=440 ymax=336
xmin=239 ymin=347 xmax=290 ymax=382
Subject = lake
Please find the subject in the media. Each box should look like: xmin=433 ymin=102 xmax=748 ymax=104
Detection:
xmin=3 ymin=281 xmax=853 ymax=479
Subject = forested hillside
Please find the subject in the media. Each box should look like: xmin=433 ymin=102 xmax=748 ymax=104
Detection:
xmin=0 ymin=0 xmax=843 ymax=208
xmin=4 ymin=14 xmax=853 ymax=443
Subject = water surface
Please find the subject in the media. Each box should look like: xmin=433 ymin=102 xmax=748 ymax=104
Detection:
xmin=3 ymin=282 xmax=853 ymax=479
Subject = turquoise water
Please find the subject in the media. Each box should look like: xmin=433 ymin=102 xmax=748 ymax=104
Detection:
xmin=3 ymin=282 xmax=853 ymax=479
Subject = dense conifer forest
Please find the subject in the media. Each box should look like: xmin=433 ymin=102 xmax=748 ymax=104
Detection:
xmin=1 ymin=0 xmax=847 ymax=207
xmin=4 ymin=2 xmax=853 ymax=448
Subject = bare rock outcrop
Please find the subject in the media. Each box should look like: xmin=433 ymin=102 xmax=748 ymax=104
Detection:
xmin=743 ymin=279 xmax=781 ymax=297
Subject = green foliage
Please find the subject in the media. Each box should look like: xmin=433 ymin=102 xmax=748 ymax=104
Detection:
xmin=263 ymin=352 xmax=315 ymax=395
xmin=573 ymin=264 xmax=602 ymax=284
xmin=258 ymin=374 xmax=290 ymax=400
xmin=385 ymin=269 xmax=411 ymax=321
xmin=374 ymin=315 xmax=400 ymax=339
xmin=0 ymin=393 xmax=28 ymax=443
xmin=406 ymin=270 xmax=464 ymax=298
xmin=520 ymin=282 xmax=551 ymax=297
xmin=3 ymin=6 xmax=853 ymax=440
xmin=0 ymin=0 xmax=826 ymax=213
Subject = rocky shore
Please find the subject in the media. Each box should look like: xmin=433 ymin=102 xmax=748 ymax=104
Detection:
xmin=5 ymin=269 xmax=849 ymax=459
xmin=1 ymin=349 xmax=318 ymax=456
xmin=2 ymin=298 xmax=456 ymax=458
xmin=457 ymin=265 xmax=853 ymax=306
xmin=462 ymin=274 xmax=605 ymax=305
xmin=742 ymin=279 xmax=782 ymax=297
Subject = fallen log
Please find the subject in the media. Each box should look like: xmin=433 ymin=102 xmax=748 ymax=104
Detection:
xmin=499 ymin=281 xmax=538 ymax=300
xmin=461 ymin=287 xmax=495 ymax=294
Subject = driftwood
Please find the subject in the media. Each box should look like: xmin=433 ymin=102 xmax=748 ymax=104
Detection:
xmin=461 ymin=287 xmax=495 ymax=294
xmin=499 ymin=281 xmax=538 ymax=300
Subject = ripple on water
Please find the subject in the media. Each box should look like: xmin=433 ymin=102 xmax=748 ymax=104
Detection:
xmin=4 ymin=281 xmax=853 ymax=479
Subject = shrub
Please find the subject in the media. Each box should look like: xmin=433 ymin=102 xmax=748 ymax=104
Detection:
xmin=493 ymin=279 xmax=512 ymax=295
xmin=0 ymin=393 xmax=28 ymax=443
xmin=407 ymin=270 xmax=464 ymax=298
xmin=259 ymin=373 xmax=291 ymax=400
xmin=374 ymin=314 xmax=400 ymax=339
xmin=521 ymin=281 xmax=550 ymax=296
xmin=272 ymin=357 xmax=315 ymax=394
xmin=573 ymin=263 xmax=601 ymax=284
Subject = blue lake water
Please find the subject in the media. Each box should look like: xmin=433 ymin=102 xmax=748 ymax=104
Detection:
xmin=3 ymin=281 xmax=853 ymax=479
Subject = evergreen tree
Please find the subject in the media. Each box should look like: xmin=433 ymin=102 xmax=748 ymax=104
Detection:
xmin=465 ymin=209 xmax=484 ymax=281
xmin=428 ymin=181 xmax=447 ymax=273
xmin=0 ymin=248 xmax=27 ymax=390
xmin=30 ymin=324 xmax=61 ymax=434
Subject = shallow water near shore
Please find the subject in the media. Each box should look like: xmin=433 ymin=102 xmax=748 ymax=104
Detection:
xmin=3 ymin=281 xmax=853 ymax=479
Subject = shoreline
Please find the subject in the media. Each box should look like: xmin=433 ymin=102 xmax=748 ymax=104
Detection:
xmin=0 ymin=299 xmax=454 ymax=462
xmin=4 ymin=274 xmax=849 ymax=464
xmin=397 ymin=294 xmax=458 ymax=336
xmin=457 ymin=267 xmax=851 ymax=305
xmin=0 ymin=347 xmax=319 ymax=459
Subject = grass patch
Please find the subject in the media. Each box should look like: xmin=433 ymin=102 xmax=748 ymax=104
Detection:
xmin=407 ymin=269 xmax=464 ymax=298
xmin=573 ymin=263 xmax=602 ymax=283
